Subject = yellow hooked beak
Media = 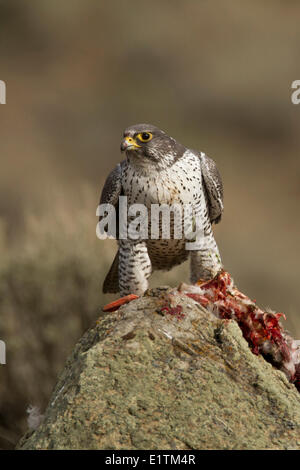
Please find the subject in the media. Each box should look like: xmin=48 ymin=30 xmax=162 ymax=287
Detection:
xmin=120 ymin=136 xmax=141 ymax=152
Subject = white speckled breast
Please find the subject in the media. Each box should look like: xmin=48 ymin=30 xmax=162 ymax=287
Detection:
xmin=120 ymin=150 xmax=209 ymax=270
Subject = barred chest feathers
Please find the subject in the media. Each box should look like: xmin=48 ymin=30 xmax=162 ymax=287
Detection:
xmin=121 ymin=149 xmax=204 ymax=208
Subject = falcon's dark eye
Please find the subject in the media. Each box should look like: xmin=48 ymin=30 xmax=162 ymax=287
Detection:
xmin=137 ymin=132 xmax=153 ymax=142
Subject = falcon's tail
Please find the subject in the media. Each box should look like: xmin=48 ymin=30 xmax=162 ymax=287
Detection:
xmin=103 ymin=251 xmax=119 ymax=293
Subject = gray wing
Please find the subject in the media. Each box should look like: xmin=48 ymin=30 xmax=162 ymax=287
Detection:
xmin=99 ymin=163 xmax=123 ymax=237
xmin=198 ymin=152 xmax=224 ymax=224
xmin=100 ymin=163 xmax=123 ymax=206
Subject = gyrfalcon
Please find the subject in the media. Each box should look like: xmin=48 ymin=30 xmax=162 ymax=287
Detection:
xmin=100 ymin=124 xmax=223 ymax=296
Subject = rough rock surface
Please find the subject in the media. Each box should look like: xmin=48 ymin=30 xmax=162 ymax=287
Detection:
xmin=18 ymin=288 xmax=300 ymax=450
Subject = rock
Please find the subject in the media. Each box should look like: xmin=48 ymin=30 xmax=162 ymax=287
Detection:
xmin=18 ymin=288 xmax=300 ymax=450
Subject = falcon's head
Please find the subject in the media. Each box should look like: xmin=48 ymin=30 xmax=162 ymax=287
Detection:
xmin=120 ymin=123 xmax=185 ymax=168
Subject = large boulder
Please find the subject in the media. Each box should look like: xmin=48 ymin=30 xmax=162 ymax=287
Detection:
xmin=18 ymin=288 xmax=300 ymax=450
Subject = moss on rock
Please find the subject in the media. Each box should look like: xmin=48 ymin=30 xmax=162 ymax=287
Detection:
xmin=18 ymin=288 xmax=300 ymax=450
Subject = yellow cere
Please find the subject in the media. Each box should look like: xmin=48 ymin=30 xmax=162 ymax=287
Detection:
xmin=125 ymin=136 xmax=141 ymax=148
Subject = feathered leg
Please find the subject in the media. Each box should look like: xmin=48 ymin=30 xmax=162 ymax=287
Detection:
xmin=189 ymin=233 xmax=222 ymax=283
xmin=118 ymin=240 xmax=152 ymax=296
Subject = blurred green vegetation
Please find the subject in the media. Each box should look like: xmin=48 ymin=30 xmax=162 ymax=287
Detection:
xmin=0 ymin=0 xmax=299 ymax=447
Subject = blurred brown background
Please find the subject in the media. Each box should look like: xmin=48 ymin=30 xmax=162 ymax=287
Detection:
xmin=0 ymin=0 xmax=300 ymax=448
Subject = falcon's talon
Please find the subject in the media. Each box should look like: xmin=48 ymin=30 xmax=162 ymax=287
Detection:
xmin=102 ymin=294 xmax=139 ymax=313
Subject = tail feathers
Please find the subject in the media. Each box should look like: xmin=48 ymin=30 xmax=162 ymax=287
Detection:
xmin=103 ymin=252 xmax=119 ymax=293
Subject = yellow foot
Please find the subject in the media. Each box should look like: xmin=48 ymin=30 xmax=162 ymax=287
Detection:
xmin=102 ymin=294 xmax=139 ymax=313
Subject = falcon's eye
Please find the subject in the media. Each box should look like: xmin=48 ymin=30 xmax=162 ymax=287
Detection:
xmin=137 ymin=132 xmax=153 ymax=142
